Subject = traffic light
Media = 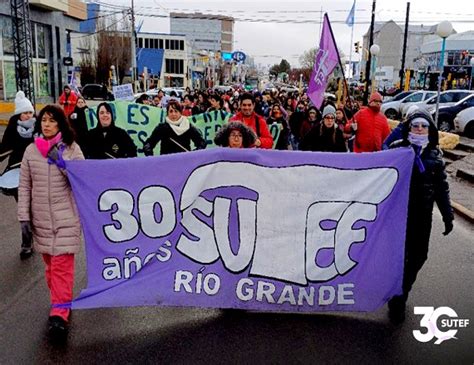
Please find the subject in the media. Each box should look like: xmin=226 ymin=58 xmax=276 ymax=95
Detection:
xmin=354 ymin=42 xmax=360 ymax=54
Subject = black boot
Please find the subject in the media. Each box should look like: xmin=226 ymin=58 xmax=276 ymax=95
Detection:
xmin=388 ymin=295 xmax=406 ymax=324
xmin=48 ymin=316 xmax=68 ymax=343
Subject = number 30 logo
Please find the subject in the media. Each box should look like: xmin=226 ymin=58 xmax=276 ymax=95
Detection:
xmin=413 ymin=306 xmax=458 ymax=345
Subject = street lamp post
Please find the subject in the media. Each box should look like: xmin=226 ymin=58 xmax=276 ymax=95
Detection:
xmin=434 ymin=21 xmax=453 ymax=128
xmin=370 ymin=44 xmax=380 ymax=93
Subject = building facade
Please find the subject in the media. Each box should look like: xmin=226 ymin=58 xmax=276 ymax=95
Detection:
xmin=137 ymin=32 xmax=189 ymax=88
xmin=361 ymin=21 xmax=438 ymax=86
xmin=170 ymin=13 xmax=234 ymax=53
xmin=0 ymin=0 xmax=86 ymax=101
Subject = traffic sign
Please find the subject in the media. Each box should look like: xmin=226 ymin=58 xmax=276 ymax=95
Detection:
xmin=232 ymin=51 xmax=246 ymax=63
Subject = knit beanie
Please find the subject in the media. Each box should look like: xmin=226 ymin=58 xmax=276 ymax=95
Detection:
xmin=14 ymin=91 xmax=34 ymax=115
xmin=322 ymin=105 xmax=336 ymax=118
xmin=369 ymin=92 xmax=383 ymax=103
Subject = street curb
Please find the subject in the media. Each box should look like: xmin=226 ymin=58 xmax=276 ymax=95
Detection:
xmin=451 ymin=200 xmax=474 ymax=224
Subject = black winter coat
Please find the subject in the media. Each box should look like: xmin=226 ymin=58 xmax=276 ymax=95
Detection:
xmin=144 ymin=122 xmax=206 ymax=155
xmin=266 ymin=116 xmax=289 ymax=150
xmin=69 ymin=106 xmax=89 ymax=150
xmin=300 ymin=125 xmax=347 ymax=152
xmin=85 ymin=125 xmax=137 ymax=159
xmin=0 ymin=115 xmax=34 ymax=172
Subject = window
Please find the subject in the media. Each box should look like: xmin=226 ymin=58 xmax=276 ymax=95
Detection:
xmin=404 ymin=93 xmax=423 ymax=103
xmin=36 ymin=24 xmax=46 ymax=58
xmin=165 ymin=59 xmax=184 ymax=74
xmin=159 ymin=39 xmax=163 ymax=49
xmin=145 ymin=38 xmax=149 ymax=48
xmin=453 ymin=92 xmax=470 ymax=102
xmin=154 ymin=39 xmax=158 ymax=49
xmin=165 ymin=39 xmax=169 ymax=49
xmin=138 ymin=38 xmax=143 ymax=48
xmin=1 ymin=16 xmax=14 ymax=55
xmin=179 ymin=40 xmax=184 ymax=50
xmin=170 ymin=39 xmax=175 ymax=50
xmin=465 ymin=96 xmax=474 ymax=107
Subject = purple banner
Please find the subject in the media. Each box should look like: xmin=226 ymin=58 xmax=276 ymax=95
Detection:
xmin=68 ymin=148 xmax=414 ymax=312
xmin=308 ymin=14 xmax=340 ymax=108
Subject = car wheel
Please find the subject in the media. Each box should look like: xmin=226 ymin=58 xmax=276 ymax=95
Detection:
xmin=465 ymin=121 xmax=474 ymax=139
xmin=385 ymin=109 xmax=398 ymax=120
xmin=438 ymin=118 xmax=453 ymax=132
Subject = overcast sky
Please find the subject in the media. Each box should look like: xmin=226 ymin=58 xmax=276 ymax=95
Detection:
xmin=112 ymin=0 xmax=474 ymax=67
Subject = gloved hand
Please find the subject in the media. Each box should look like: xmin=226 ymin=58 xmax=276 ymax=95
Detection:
xmin=20 ymin=221 xmax=33 ymax=243
xmin=143 ymin=143 xmax=154 ymax=156
xmin=442 ymin=220 xmax=453 ymax=236
xmin=47 ymin=144 xmax=66 ymax=169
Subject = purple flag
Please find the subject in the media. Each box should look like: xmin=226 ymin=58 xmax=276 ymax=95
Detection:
xmin=67 ymin=148 xmax=414 ymax=312
xmin=308 ymin=14 xmax=340 ymax=108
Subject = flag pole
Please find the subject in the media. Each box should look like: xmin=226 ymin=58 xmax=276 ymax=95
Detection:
xmin=325 ymin=13 xmax=353 ymax=112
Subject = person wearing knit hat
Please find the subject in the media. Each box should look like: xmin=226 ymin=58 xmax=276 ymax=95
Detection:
xmin=322 ymin=104 xmax=336 ymax=119
xmin=0 ymin=90 xmax=36 ymax=259
xmin=387 ymin=110 xmax=453 ymax=323
xmin=14 ymin=90 xmax=34 ymax=115
xmin=351 ymin=91 xmax=390 ymax=152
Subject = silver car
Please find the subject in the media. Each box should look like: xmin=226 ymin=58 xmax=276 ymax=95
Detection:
xmin=400 ymin=90 xmax=474 ymax=118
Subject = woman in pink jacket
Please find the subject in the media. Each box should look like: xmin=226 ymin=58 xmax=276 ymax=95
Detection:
xmin=18 ymin=104 xmax=84 ymax=341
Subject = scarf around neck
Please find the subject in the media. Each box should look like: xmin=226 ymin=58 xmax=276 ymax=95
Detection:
xmin=166 ymin=115 xmax=190 ymax=136
xmin=34 ymin=132 xmax=63 ymax=158
xmin=17 ymin=118 xmax=36 ymax=139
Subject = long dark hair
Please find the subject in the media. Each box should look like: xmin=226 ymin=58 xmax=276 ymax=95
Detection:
xmin=36 ymin=104 xmax=75 ymax=145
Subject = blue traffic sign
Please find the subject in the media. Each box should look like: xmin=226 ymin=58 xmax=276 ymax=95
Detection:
xmin=232 ymin=51 xmax=246 ymax=62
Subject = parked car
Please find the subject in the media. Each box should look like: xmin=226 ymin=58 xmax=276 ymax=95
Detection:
xmin=435 ymin=94 xmax=474 ymax=132
xmin=81 ymin=84 xmax=114 ymax=100
xmin=400 ymin=90 xmax=474 ymax=118
xmin=454 ymin=106 xmax=474 ymax=138
xmin=380 ymin=90 xmax=416 ymax=119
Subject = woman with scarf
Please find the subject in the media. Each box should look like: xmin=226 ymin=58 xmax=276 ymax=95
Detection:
xmin=18 ymin=104 xmax=84 ymax=340
xmin=143 ymin=100 xmax=206 ymax=155
xmin=300 ymin=105 xmax=347 ymax=152
xmin=68 ymin=97 xmax=89 ymax=150
xmin=0 ymin=91 xmax=36 ymax=259
xmin=387 ymin=110 xmax=453 ymax=323
xmin=266 ymin=103 xmax=289 ymax=150
xmin=86 ymin=102 xmax=137 ymax=159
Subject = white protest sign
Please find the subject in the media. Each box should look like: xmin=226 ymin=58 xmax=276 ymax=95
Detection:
xmin=112 ymin=84 xmax=134 ymax=101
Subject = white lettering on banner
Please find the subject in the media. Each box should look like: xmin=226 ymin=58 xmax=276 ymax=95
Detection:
xmin=98 ymin=162 xmax=398 ymax=285
xmin=235 ymin=278 xmax=355 ymax=306
xmin=313 ymin=49 xmax=330 ymax=86
xmin=102 ymin=242 xmax=172 ymax=280
xmin=177 ymin=162 xmax=398 ymax=285
xmin=174 ymin=270 xmax=221 ymax=295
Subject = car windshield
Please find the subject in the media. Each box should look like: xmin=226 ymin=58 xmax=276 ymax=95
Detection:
xmin=392 ymin=91 xmax=413 ymax=101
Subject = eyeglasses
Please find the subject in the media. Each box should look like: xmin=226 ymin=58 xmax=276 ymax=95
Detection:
xmin=230 ymin=133 xmax=243 ymax=138
xmin=410 ymin=122 xmax=430 ymax=129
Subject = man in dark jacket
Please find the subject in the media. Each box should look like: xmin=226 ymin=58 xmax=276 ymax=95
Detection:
xmin=85 ymin=102 xmax=137 ymax=159
xmin=388 ymin=110 xmax=454 ymax=323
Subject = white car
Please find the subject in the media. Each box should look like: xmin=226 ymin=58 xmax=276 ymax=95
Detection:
xmin=389 ymin=90 xmax=436 ymax=119
xmin=400 ymin=90 xmax=474 ymax=118
xmin=454 ymin=106 xmax=474 ymax=138
xmin=380 ymin=91 xmax=415 ymax=119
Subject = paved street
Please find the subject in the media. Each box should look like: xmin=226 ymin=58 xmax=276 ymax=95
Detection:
xmin=0 ymin=156 xmax=473 ymax=364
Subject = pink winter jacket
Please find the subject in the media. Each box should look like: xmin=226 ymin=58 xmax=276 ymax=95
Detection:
xmin=18 ymin=142 xmax=84 ymax=255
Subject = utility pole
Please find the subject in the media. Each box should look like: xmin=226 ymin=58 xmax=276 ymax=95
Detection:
xmin=130 ymin=0 xmax=137 ymax=92
xmin=10 ymin=0 xmax=35 ymax=106
xmin=363 ymin=0 xmax=376 ymax=105
xmin=400 ymin=2 xmax=410 ymax=91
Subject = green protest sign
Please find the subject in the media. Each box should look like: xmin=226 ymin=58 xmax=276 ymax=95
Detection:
xmin=85 ymin=101 xmax=280 ymax=154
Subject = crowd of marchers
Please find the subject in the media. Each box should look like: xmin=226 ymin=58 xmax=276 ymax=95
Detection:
xmin=0 ymin=83 xmax=454 ymax=343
